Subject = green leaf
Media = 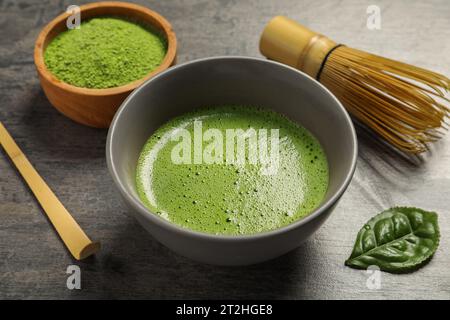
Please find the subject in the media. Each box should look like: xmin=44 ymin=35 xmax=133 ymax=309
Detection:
xmin=345 ymin=207 xmax=440 ymax=273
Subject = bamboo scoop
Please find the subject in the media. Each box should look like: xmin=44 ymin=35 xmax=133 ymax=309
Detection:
xmin=0 ymin=121 xmax=100 ymax=260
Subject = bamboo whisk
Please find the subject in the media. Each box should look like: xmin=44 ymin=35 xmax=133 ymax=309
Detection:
xmin=260 ymin=16 xmax=450 ymax=154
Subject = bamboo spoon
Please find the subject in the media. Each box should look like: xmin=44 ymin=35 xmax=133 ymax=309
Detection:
xmin=0 ymin=121 xmax=100 ymax=260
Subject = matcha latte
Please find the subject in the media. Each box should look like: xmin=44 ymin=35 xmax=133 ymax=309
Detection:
xmin=136 ymin=106 xmax=328 ymax=235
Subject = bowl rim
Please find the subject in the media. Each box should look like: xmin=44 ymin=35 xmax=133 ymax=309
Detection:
xmin=33 ymin=1 xmax=177 ymax=96
xmin=106 ymin=56 xmax=358 ymax=241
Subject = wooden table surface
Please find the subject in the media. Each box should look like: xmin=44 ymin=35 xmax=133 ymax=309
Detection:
xmin=1 ymin=0 xmax=449 ymax=299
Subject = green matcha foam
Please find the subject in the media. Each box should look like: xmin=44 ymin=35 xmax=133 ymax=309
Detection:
xmin=136 ymin=106 xmax=329 ymax=235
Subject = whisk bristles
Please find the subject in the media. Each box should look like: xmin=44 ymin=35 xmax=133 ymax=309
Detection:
xmin=321 ymin=46 xmax=450 ymax=153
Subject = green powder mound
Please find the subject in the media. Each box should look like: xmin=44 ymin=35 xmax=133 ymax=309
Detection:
xmin=44 ymin=17 xmax=167 ymax=89
xmin=136 ymin=106 xmax=329 ymax=236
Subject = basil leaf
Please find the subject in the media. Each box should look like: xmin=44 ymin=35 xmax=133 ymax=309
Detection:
xmin=345 ymin=207 xmax=440 ymax=273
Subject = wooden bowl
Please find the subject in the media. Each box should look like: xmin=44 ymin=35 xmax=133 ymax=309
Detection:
xmin=34 ymin=1 xmax=177 ymax=128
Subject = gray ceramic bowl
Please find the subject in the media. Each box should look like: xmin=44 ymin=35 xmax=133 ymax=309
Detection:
xmin=106 ymin=56 xmax=357 ymax=265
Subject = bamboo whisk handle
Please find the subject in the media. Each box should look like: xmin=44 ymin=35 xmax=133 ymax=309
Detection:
xmin=260 ymin=16 xmax=337 ymax=79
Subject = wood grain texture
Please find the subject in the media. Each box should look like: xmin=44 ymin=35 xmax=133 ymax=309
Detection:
xmin=0 ymin=0 xmax=449 ymax=299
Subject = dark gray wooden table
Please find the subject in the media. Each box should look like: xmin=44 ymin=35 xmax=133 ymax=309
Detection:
xmin=1 ymin=0 xmax=449 ymax=299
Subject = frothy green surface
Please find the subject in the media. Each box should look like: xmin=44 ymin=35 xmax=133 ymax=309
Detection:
xmin=136 ymin=106 xmax=329 ymax=235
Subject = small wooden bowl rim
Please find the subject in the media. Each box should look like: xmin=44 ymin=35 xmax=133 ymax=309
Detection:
xmin=34 ymin=1 xmax=177 ymax=96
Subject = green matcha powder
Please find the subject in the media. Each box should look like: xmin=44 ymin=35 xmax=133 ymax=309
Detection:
xmin=44 ymin=17 xmax=167 ymax=89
